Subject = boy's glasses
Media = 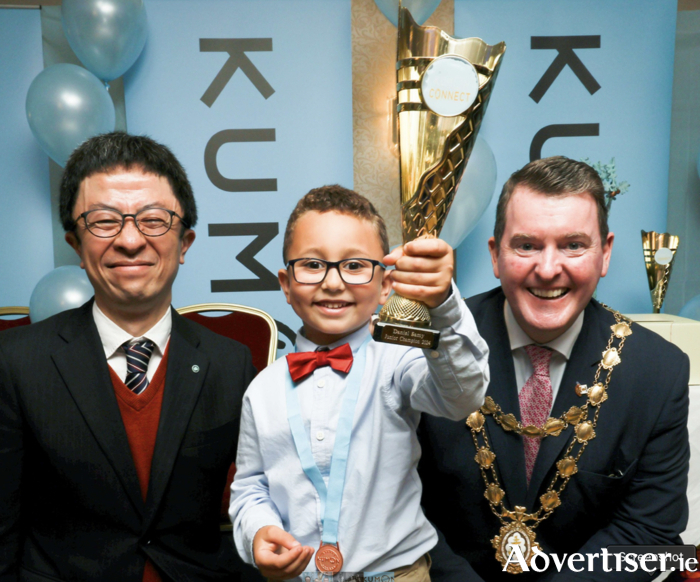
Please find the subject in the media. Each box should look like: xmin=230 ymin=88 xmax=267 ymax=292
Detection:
xmin=286 ymin=258 xmax=385 ymax=285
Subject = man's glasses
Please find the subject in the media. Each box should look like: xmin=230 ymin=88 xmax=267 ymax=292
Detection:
xmin=286 ymin=258 xmax=385 ymax=285
xmin=75 ymin=208 xmax=186 ymax=238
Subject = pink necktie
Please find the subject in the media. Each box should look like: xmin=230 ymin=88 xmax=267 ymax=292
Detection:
xmin=519 ymin=345 xmax=553 ymax=485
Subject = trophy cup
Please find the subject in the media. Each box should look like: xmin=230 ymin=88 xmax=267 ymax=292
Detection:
xmin=372 ymin=7 xmax=505 ymax=349
xmin=641 ymin=230 xmax=680 ymax=313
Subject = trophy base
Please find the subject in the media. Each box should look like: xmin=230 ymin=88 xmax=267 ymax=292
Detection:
xmin=372 ymin=319 xmax=440 ymax=349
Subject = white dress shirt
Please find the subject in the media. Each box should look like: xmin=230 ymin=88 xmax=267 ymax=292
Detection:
xmin=92 ymin=302 xmax=172 ymax=382
xmin=503 ymin=300 xmax=584 ymax=406
xmin=230 ymin=282 xmax=489 ymax=575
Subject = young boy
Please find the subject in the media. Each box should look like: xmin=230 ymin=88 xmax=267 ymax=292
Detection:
xmin=230 ymin=185 xmax=489 ymax=580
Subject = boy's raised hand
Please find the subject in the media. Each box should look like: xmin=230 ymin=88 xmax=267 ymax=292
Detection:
xmin=383 ymin=237 xmax=454 ymax=308
xmin=253 ymin=525 xmax=314 ymax=580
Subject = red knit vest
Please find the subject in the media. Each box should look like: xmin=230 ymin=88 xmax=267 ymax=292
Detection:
xmin=110 ymin=344 xmax=169 ymax=582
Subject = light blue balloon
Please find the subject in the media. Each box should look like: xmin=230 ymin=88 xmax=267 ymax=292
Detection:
xmin=26 ymin=64 xmax=115 ymax=167
xmin=29 ymin=266 xmax=94 ymax=323
xmin=679 ymin=293 xmax=700 ymax=322
xmin=62 ymin=0 xmax=148 ymax=82
xmin=439 ymin=136 xmax=498 ymax=249
xmin=374 ymin=0 xmax=441 ymax=26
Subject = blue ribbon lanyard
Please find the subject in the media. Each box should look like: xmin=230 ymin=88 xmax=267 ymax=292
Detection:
xmin=285 ymin=336 xmax=370 ymax=545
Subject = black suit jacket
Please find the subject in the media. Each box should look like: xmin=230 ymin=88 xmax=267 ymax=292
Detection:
xmin=0 ymin=301 xmax=256 ymax=582
xmin=420 ymin=288 xmax=690 ymax=581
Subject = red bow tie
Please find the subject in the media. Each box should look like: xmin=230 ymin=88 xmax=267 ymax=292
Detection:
xmin=286 ymin=343 xmax=354 ymax=382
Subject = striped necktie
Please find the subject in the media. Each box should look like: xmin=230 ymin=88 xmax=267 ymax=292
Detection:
xmin=123 ymin=340 xmax=155 ymax=395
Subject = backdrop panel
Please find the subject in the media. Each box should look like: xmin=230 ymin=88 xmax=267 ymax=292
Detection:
xmin=453 ymin=0 xmax=677 ymax=314
xmin=0 ymin=9 xmax=53 ymax=308
xmin=124 ymin=0 xmax=353 ymax=350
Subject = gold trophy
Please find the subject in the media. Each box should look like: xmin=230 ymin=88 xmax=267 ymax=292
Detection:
xmin=372 ymin=6 xmax=506 ymax=349
xmin=641 ymin=230 xmax=679 ymax=313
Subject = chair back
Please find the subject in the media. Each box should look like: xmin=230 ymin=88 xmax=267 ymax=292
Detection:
xmin=176 ymin=303 xmax=277 ymax=372
xmin=0 ymin=307 xmax=31 ymax=332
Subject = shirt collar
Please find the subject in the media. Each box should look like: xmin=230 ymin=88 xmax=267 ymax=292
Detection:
xmin=504 ymin=299 xmax=584 ymax=360
xmin=92 ymin=302 xmax=172 ymax=358
xmin=295 ymin=323 xmax=371 ymax=354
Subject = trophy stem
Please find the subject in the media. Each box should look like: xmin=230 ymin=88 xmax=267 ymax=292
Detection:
xmin=373 ymin=293 xmax=439 ymax=348
xmin=378 ymin=293 xmax=431 ymax=328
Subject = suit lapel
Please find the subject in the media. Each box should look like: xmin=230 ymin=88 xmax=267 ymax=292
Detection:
xmin=526 ymin=301 xmax=609 ymax=506
xmin=51 ymin=302 xmax=145 ymax=515
xmin=477 ymin=292 xmax=529 ymax=508
xmin=143 ymin=310 xmax=209 ymax=529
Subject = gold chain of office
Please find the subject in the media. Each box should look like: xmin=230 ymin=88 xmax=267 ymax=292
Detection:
xmin=466 ymin=305 xmax=633 ymax=574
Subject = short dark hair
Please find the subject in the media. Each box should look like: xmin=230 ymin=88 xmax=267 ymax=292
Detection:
xmin=493 ymin=156 xmax=608 ymax=248
xmin=59 ymin=132 xmax=197 ymax=232
xmin=282 ymin=184 xmax=390 ymax=263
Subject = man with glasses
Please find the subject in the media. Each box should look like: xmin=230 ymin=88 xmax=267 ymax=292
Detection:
xmin=0 ymin=132 xmax=256 ymax=582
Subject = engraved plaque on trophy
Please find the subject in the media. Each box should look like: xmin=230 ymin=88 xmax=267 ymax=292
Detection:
xmin=372 ymin=7 xmax=506 ymax=349
xmin=641 ymin=230 xmax=679 ymax=313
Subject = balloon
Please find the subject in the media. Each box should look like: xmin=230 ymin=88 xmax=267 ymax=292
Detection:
xmin=374 ymin=0 xmax=441 ymax=26
xmin=26 ymin=64 xmax=116 ymax=167
xmin=440 ymin=137 xmax=498 ymax=249
xmin=62 ymin=0 xmax=148 ymax=82
xmin=29 ymin=266 xmax=94 ymax=323
xmin=679 ymin=294 xmax=700 ymax=322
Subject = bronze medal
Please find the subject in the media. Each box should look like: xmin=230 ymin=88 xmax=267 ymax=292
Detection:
xmin=315 ymin=542 xmax=343 ymax=574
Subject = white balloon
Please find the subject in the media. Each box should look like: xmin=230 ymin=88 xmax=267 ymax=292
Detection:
xmin=29 ymin=266 xmax=94 ymax=323
xmin=26 ymin=64 xmax=115 ymax=167
xmin=439 ymin=136 xmax=498 ymax=249
xmin=62 ymin=0 xmax=148 ymax=82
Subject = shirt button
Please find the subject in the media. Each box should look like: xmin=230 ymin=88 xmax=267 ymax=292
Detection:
xmin=316 ymin=431 xmax=325 ymax=441
xmin=430 ymin=350 xmax=440 ymax=359
xmin=317 ymin=379 xmax=325 ymax=388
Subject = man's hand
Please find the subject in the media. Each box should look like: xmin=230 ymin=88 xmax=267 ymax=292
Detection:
xmin=383 ymin=237 xmax=454 ymax=308
xmin=253 ymin=525 xmax=314 ymax=580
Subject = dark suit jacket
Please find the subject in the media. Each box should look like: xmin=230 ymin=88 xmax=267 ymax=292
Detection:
xmin=0 ymin=301 xmax=256 ymax=582
xmin=420 ymin=288 xmax=690 ymax=581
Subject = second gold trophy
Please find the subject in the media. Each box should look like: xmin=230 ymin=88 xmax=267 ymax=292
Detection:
xmin=372 ymin=6 xmax=506 ymax=348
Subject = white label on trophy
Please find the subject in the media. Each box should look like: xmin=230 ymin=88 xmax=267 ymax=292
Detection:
xmin=421 ymin=55 xmax=479 ymax=117
xmin=654 ymin=247 xmax=674 ymax=265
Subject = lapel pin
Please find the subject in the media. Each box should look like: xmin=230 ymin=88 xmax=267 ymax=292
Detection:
xmin=192 ymin=365 xmax=200 ymax=373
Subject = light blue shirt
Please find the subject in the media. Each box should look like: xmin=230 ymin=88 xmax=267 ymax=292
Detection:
xmin=230 ymin=283 xmax=489 ymax=574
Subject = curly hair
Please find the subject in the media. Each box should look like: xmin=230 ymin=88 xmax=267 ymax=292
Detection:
xmin=282 ymin=184 xmax=390 ymax=262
